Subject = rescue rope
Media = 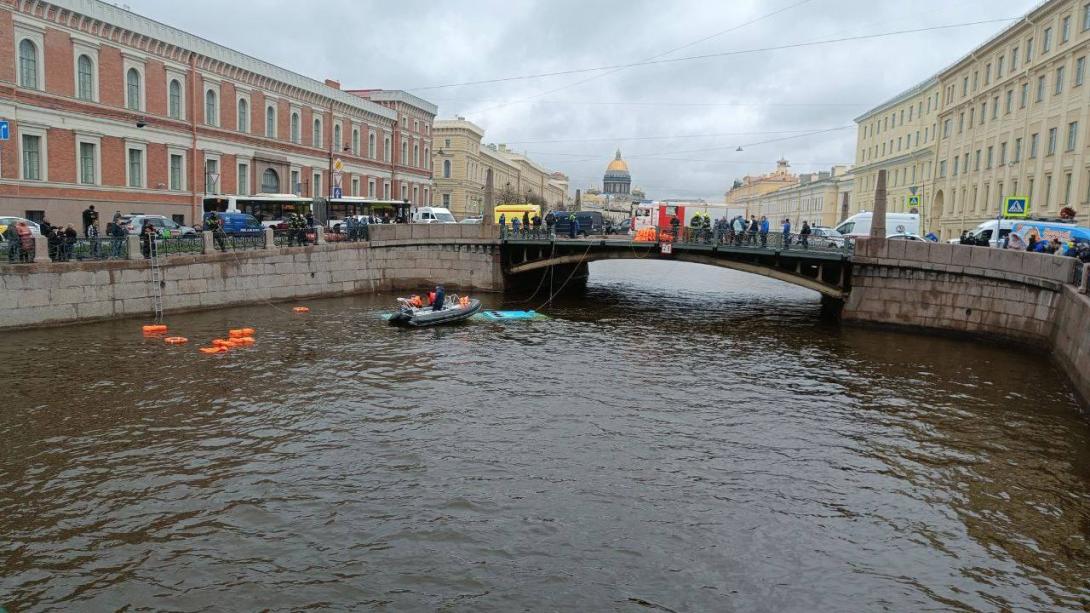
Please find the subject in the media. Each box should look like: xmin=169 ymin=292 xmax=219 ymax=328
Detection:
xmin=532 ymin=241 xmax=595 ymax=312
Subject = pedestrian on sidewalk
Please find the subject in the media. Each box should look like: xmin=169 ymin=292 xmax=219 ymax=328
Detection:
xmin=759 ymin=215 xmax=769 ymax=248
xmin=782 ymin=218 xmax=792 ymax=248
xmin=800 ymin=221 xmax=811 ymax=249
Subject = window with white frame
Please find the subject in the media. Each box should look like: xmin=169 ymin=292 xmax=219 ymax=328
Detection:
xmin=351 ymin=176 xmax=360 ymax=196
xmin=20 ymin=130 xmax=44 ymax=181
xmin=383 ymin=181 xmax=390 ymax=199
xmin=290 ymin=112 xmax=301 ymax=143
xmin=126 ymin=144 xmax=146 ymax=188
xmin=412 ymin=185 xmax=418 ymax=204
xmin=75 ymin=53 xmax=95 ymax=101
xmin=312 ymin=171 xmax=322 ymax=197
xmin=313 ymin=117 xmax=322 ymax=148
xmin=168 ymin=78 xmax=183 ymax=119
xmin=76 ymin=134 xmax=101 ymax=185
xmin=266 ymin=104 xmax=277 ymax=137
xmin=238 ymin=161 xmax=250 ymax=195
xmin=290 ymin=169 xmax=300 ymax=195
xmin=384 ymin=137 xmax=391 ymax=161
xmin=237 ymin=97 xmax=249 ymax=133
xmin=400 ymin=184 xmax=407 ymax=200
xmin=352 ymin=127 xmax=360 ymax=155
xmin=125 ymin=65 xmax=144 ymax=111
xmin=17 ymin=38 xmax=39 ymax=90
xmin=369 ymin=132 xmax=376 ymax=158
xmin=413 ymin=143 xmax=419 ymax=167
xmin=205 ymin=157 xmax=219 ymax=193
xmin=368 ymin=178 xmax=375 ymax=197
xmin=262 ymin=168 xmax=280 ymax=193
xmin=334 ymin=123 xmax=342 ymax=152
xmin=168 ymin=150 xmax=185 ymax=191
xmin=442 ymin=193 xmax=450 ymax=207
xmin=423 ymin=147 xmax=429 ymax=170
xmin=401 ymin=141 xmax=408 ymax=165
xmin=204 ymin=88 xmax=219 ymax=126
xmin=443 ymin=159 xmax=451 ymax=178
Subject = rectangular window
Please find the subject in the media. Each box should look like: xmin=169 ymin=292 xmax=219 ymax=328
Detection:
xmin=975 ymin=149 xmax=982 ymax=171
xmin=953 ymin=156 xmax=960 ymax=176
xmin=1068 ymin=121 xmax=1079 ymax=151
xmin=939 ymin=160 xmax=947 ymax=177
xmin=1048 ymin=127 xmax=1058 ymax=155
xmin=970 ymin=107 xmax=975 ymax=127
xmin=1056 ymin=66 xmax=1066 ymax=94
xmin=79 ymin=141 xmax=96 ymax=185
xmin=1037 ymin=75 xmax=1046 ymax=101
xmin=1015 ymin=137 xmax=1023 ymax=161
xmin=1012 ymin=47 xmax=1020 ymax=70
xmin=291 ymin=170 xmax=300 ymax=195
xmin=1029 ymin=178 xmax=1035 ymax=203
xmin=368 ymin=179 xmax=375 ymax=198
xmin=944 ymin=119 xmax=951 ymax=137
xmin=962 ymin=76 xmax=969 ymax=96
xmin=992 ymin=96 xmax=998 ymax=119
xmin=1063 ymin=16 xmax=1071 ymax=43
xmin=442 ymin=193 xmax=450 ymax=207
xmin=1046 ymin=175 xmax=1053 ymax=207
xmin=1006 ymin=89 xmax=1013 ymax=113
xmin=238 ymin=162 xmax=249 ymax=195
xmin=351 ymin=177 xmax=360 ymax=196
xmin=973 ymin=71 xmax=979 ymax=91
xmin=21 ymin=134 xmax=41 ymax=180
xmin=1085 ymin=3 xmax=1090 ymax=31
xmin=169 ymin=153 xmax=183 ymax=190
xmin=1044 ymin=27 xmax=1053 ymax=53
xmin=986 ymin=146 xmax=993 ymax=169
xmin=985 ymin=63 xmax=992 ymax=85
xmin=1065 ymin=172 xmax=1073 ymax=204
xmin=204 ymin=158 xmax=218 ymax=193
xmin=313 ymin=172 xmax=322 ymax=198
xmin=1031 ymin=132 xmax=1040 ymax=158
xmin=1021 ymin=82 xmax=1029 ymax=107
xmin=1000 ymin=142 xmax=1007 ymax=165
xmin=1027 ymin=38 xmax=1035 ymax=63
xmin=959 ymin=112 xmax=965 ymax=133
xmin=1078 ymin=57 xmax=1087 ymax=86
xmin=127 ymin=148 xmax=143 ymax=188
xmin=997 ymin=55 xmax=1005 ymax=77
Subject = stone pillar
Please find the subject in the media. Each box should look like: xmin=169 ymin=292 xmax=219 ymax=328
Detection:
xmin=1080 ymin=265 xmax=1090 ymax=294
xmin=126 ymin=234 xmax=142 ymax=260
xmin=840 ymin=192 xmax=850 ymax=224
xmin=32 ymin=235 xmax=50 ymax=263
xmin=264 ymin=227 xmax=275 ymax=250
xmin=870 ymin=169 xmax=887 ymax=238
xmin=201 ymin=231 xmax=213 ymax=254
xmin=314 ymin=226 xmax=324 ymax=244
xmin=483 ymin=168 xmax=494 ymax=227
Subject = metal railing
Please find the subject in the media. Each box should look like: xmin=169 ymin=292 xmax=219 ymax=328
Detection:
xmin=152 ymin=235 xmax=203 ymax=257
xmin=325 ymin=224 xmax=369 ymax=242
xmin=500 ymin=226 xmax=854 ymax=255
xmin=273 ymin=228 xmax=316 ymax=247
xmin=70 ymin=236 xmax=128 ymax=260
xmin=3 ymin=239 xmax=35 ymax=264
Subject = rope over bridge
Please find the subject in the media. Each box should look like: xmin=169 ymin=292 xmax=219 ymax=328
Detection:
xmin=500 ymin=229 xmax=854 ymax=300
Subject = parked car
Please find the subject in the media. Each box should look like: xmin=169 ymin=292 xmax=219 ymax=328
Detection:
xmin=810 ymin=226 xmax=846 ymax=247
xmin=411 ymin=207 xmax=457 ymax=224
xmin=552 ymin=211 xmax=605 ymax=237
xmin=835 ymin=212 xmax=920 ymax=238
xmin=0 ymin=216 xmax=42 ymax=236
xmin=887 ymin=233 xmax=928 ymax=241
xmin=118 ymin=214 xmax=196 ymax=236
xmin=460 ymin=216 xmax=483 ymax=224
xmin=202 ymin=211 xmax=264 ymax=235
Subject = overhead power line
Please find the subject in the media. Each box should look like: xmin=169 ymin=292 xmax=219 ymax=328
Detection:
xmin=499 ymin=128 xmax=845 ymax=145
xmin=408 ymin=18 xmax=1016 ymax=92
xmin=468 ymin=0 xmax=816 ymax=114
xmin=431 ymin=98 xmax=869 ymax=109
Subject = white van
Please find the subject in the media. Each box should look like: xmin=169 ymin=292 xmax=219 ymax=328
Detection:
xmin=835 ymin=212 xmax=920 ymax=238
xmin=411 ymin=207 xmax=457 ymax=224
xmin=957 ymin=219 xmax=1018 ymax=247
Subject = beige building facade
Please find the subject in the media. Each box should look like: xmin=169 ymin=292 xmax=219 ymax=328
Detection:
xmin=737 ymin=165 xmax=854 ymax=228
xmin=724 ymin=159 xmax=798 ymax=204
xmin=431 ymin=118 xmax=567 ymax=218
xmin=856 ymin=0 xmax=1090 ymax=239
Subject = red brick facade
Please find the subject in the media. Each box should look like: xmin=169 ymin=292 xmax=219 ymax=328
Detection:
xmin=0 ymin=0 xmax=435 ymax=229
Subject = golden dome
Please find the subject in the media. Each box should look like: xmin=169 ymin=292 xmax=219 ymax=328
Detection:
xmin=606 ymin=149 xmax=629 ymax=173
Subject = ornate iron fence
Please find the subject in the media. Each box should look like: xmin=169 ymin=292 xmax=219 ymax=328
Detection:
xmin=153 ymin=235 xmax=204 ymax=257
xmin=273 ymin=229 xmax=315 ymax=247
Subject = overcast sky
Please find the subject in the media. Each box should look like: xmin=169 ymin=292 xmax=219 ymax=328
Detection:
xmin=127 ymin=0 xmax=1036 ymax=200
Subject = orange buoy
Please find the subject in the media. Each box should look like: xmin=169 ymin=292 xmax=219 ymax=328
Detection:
xmin=293 ymin=306 xmax=310 ymax=313
xmin=240 ymin=328 xmax=255 ymax=335
xmin=142 ymin=324 xmax=168 ymax=334
xmin=164 ymin=336 xmax=188 ymax=345
xmin=235 ymin=336 xmax=255 ymax=345
xmin=211 ymin=339 xmax=232 ymax=347
xmin=199 ymin=346 xmax=227 ymax=354
xmin=228 ymin=328 xmax=246 ymax=338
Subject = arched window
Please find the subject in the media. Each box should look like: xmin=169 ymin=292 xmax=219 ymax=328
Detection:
xmin=168 ymin=79 xmax=182 ymax=119
xmin=334 ymin=124 xmax=342 ymax=152
xmin=423 ymin=147 xmax=429 ymax=170
xmin=261 ymin=168 xmax=280 ymax=193
xmin=352 ymin=128 xmax=360 ymax=155
xmin=76 ymin=54 xmax=94 ymax=100
xmin=290 ymin=112 xmax=300 ymax=143
xmin=266 ymin=105 xmax=276 ymax=137
xmin=384 ymin=137 xmax=391 ymax=161
xmin=237 ymin=98 xmax=248 ymax=132
xmin=401 ymin=141 xmax=408 ymax=165
xmin=18 ymin=39 xmax=38 ymax=89
xmin=413 ymin=144 xmax=419 ymax=167
xmin=204 ymin=90 xmax=217 ymax=126
xmin=125 ymin=68 xmax=141 ymax=110
xmin=312 ymin=118 xmax=322 ymax=147
xmin=443 ymin=159 xmax=451 ymax=178
xmin=368 ymin=133 xmax=376 ymax=158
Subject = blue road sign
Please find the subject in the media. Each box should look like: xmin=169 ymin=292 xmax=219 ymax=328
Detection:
xmin=333 ymin=186 xmax=343 ymax=199
xmin=1004 ymin=196 xmax=1029 ymax=218
xmin=0 ymin=121 xmax=9 ymax=141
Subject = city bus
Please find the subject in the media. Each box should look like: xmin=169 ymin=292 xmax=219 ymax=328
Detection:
xmin=202 ymin=193 xmax=313 ymax=228
xmin=319 ymin=197 xmax=413 ymax=231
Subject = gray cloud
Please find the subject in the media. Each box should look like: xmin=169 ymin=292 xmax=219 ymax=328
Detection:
xmin=128 ymin=0 xmax=1031 ymax=200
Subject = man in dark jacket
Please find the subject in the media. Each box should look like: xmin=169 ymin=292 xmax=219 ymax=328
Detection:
xmin=545 ymin=211 xmax=556 ymax=239
xmin=81 ymin=205 xmax=99 ymax=237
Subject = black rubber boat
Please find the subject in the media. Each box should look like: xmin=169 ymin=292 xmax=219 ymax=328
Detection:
xmin=388 ymin=297 xmax=482 ymax=327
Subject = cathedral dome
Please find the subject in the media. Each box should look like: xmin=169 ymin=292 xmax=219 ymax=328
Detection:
xmin=605 ymin=149 xmax=630 ymax=175
xmin=602 ymin=148 xmax=632 ymax=195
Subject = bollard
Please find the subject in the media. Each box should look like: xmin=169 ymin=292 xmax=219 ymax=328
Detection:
xmin=32 ymin=235 xmax=50 ymax=263
xmin=314 ymin=226 xmax=324 ymax=244
xmin=201 ymin=230 xmax=213 ymax=254
xmin=264 ymin=226 xmax=275 ymax=250
xmin=125 ymin=234 xmax=142 ymax=260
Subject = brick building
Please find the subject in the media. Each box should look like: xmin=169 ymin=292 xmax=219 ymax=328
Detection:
xmin=0 ymin=0 xmax=435 ymax=229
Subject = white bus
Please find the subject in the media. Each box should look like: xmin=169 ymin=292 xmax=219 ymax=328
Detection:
xmin=203 ymin=193 xmax=313 ymax=228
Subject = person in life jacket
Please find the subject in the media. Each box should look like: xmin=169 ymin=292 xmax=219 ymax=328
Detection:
xmin=568 ymin=213 xmax=578 ymax=239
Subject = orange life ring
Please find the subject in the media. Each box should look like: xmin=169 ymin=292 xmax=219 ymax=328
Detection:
xmin=240 ymin=328 xmax=255 ymax=335
xmin=164 ymin=336 xmax=188 ymax=345
xmin=142 ymin=324 xmax=168 ymax=333
xmin=199 ymin=346 xmax=227 ymax=354
xmin=211 ymin=339 xmax=232 ymax=347
xmin=228 ymin=329 xmax=245 ymax=338
xmin=293 ymin=306 xmax=310 ymax=313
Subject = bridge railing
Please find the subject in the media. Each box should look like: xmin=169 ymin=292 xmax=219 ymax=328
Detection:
xmin=500 ymin=226 xmax=854 ymax=255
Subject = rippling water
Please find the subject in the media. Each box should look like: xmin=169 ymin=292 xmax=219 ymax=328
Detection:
xmin=2 ymin=260 xmax=1088 ymax=612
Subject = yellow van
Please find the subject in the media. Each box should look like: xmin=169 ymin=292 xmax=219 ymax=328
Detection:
xmin=494 ymin=204 xmax=541 ymax=225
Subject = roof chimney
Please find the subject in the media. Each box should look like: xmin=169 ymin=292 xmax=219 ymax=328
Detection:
xmin=324 ymin=79 xmax=341 ymax=90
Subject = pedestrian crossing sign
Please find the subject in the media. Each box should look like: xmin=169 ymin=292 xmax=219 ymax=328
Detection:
xmin=1004 ymin=196 xmax=1029 ymax=218
xmin=906 ymin=195 xmax=921 ymax=208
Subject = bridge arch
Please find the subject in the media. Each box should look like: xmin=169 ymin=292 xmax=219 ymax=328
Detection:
xmin=504 ymin=248 xmax=847 ymax=299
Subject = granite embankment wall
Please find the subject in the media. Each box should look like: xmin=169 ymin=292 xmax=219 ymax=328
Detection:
xmin=0 ymin=224 xmax=501 ymax=329
xmin=844 ymin=238 xmax=1090 ymax=407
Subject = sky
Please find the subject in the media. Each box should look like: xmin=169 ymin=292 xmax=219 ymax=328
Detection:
xmin=125 ymin=0 xmax=1037 ymax=201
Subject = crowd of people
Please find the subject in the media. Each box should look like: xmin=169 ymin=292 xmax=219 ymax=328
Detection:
xmin=667 ymin=213 xmax=814 ymax=249
xmin=498 ymin=210 xmax=573 ymax=239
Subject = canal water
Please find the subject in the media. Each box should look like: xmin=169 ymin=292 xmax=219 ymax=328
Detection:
xmin=1 ymin=260 xmax=1088 ymax=612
